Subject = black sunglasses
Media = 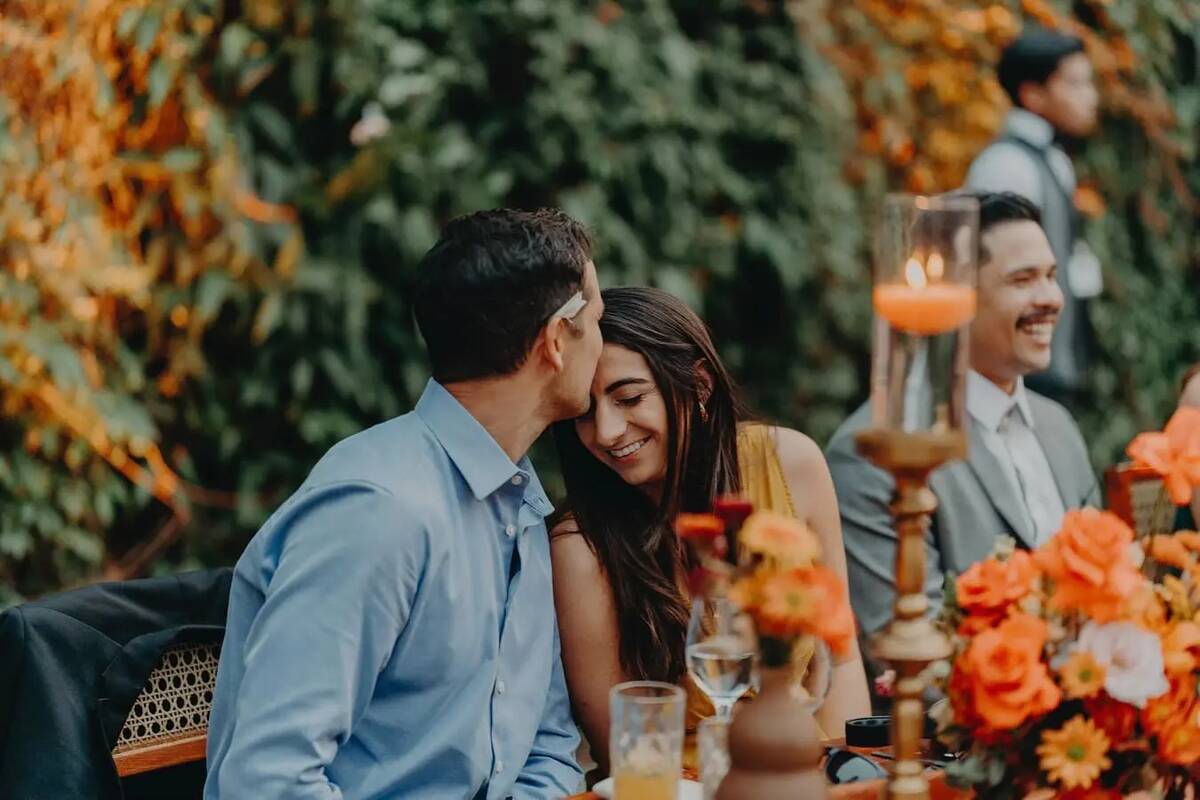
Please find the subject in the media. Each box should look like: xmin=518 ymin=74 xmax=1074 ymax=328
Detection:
xmin=823 ymin=747 xmax=888 ymax=784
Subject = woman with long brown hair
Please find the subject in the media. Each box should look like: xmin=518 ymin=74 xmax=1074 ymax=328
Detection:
xmin=550 ymin=287 xmax=869 ymax=777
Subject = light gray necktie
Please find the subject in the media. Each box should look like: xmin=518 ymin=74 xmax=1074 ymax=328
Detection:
xmin=998 ymin=403 xmax=1066 ymax=544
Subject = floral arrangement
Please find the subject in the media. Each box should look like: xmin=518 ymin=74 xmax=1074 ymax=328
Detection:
xmin=676 ymin=500 xmax=854 ymax=668
xmin=938 ymin=408 xmax=1200 ymax=799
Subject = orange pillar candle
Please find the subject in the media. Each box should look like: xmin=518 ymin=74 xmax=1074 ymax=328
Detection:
xmin=873 ymin=280 xmax=976 ymax=335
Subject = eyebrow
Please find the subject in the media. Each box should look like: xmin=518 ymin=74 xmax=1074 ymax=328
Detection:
xmin=604 ymin=377 xmax=652 ymax=395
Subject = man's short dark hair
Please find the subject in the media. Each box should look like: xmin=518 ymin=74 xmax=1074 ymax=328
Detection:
xmin=974 ymin=191 xmax=1043 ymax=265
xmin=413 ymin=208 xmax=593 ymax=383
xmin=997 ymin=29 xmax=1086 ymax=106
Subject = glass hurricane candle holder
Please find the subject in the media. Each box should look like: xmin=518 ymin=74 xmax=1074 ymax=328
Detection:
xmin=870 ymin=193 xmax=979 ymax=435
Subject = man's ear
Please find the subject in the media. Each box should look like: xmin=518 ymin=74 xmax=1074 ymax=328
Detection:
xmin=1017 ymin=81 xmax=1047 ymax=115
xmin=538 ymin=318 xmax=568 ymax=373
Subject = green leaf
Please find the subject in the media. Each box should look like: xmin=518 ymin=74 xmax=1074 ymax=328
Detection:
xmin=148 ymin=59 xmax=174 ymax=108
xmin=135 ymin=10 xmax=162 ymax=54
xmin=161 ymin=147 xmax=203 ymax=172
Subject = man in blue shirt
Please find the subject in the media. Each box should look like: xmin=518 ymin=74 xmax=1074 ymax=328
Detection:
xmin=205 ymin=209 xmax=603 ymax=799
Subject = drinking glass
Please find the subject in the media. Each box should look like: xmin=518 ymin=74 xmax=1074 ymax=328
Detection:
xmin=697 ymin=716 xmax=730 ymax=800
xmin=610 ymin=681 xmax=685 ymax=800
xmin=685 ymin=596 xmax=757 ymax=720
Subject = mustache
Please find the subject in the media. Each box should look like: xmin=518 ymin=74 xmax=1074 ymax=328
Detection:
xmin=1016 ymin=311 xmax=1058 ymax=327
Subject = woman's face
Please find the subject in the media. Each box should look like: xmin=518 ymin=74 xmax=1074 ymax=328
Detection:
xmin=575 ymin=343 xmax=672 ymax=495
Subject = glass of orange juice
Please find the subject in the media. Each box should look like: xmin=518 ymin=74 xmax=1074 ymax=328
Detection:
xmin=610 ymin=681 xmax=685 ymax=800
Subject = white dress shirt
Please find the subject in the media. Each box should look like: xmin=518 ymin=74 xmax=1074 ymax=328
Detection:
xmin=964 ymin=108 xmax=1076 ymax=207
xmin=967 ymin=371 xmax=1067 ymax=544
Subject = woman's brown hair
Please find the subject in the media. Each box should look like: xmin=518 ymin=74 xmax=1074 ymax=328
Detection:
xmin=553 ymin=287 xmax=748 ymax=682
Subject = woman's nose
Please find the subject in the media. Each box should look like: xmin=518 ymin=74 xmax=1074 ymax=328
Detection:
xmin=593 ymin=402 xmax=627 ymax=447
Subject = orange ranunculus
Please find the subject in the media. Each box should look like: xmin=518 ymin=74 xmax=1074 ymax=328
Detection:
xmin=1034 ymin=509 xmax=1142 ymax=622
xmin=1161 ymin=621 xmax=1200 ymax=675
xmin=1083 ymin=694 xmax=1138 ymax=742
xmin=960 ymin=613 xmax=1061 ymax=731
xmin=955 ymin=551 xmax=1038 ymax=632
xmin=1126 ymin=406 xmax=1200 ymax=506
xmin=1142 ymin=674 xmax=1196 ymax=736
xmin=1157 ymin=715 xmax=1200 ymax=765
xmin=796 ymin=565 xmax=855 ymax=657
xmin=750 ymin=565 xmax=854 ymax=656
xmin=738 ymin=511 xmax=821 ymax=565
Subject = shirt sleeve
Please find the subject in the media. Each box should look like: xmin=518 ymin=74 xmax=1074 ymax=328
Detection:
xmin=214 ymin=482 xmax=425 ymax=799
xmin=512 ymin=622 xmax=584 ymax=798
xmin=965 ymin=142 xmax=1044 ymax=208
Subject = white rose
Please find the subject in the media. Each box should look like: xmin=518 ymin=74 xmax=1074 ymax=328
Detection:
xmin=1076 ymin=621 xmax=1169 ymax=708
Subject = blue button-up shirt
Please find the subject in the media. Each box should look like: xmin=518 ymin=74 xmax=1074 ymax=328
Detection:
xmin=205 ymin=380 xmax=582 ymax=799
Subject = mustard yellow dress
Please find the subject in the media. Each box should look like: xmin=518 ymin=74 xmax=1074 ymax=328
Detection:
xmin=683 ymin=423 xmax=823 ymax=763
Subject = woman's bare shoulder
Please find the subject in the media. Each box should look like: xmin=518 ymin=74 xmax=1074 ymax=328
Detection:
xmin=767 ymin=426 xmax=828 ymax=475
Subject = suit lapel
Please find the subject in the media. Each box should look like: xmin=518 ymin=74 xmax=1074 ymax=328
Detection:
xmin=965 ymin=418 xmax=1038 ymax=548
xmin=1029 ymin=399 xmax=1077 ymax=508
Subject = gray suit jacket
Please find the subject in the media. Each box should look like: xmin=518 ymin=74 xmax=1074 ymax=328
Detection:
xmin=827 ymin=393 xmax=1100 ymax=639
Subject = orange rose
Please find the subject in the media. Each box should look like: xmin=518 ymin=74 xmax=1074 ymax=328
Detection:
xmin=1034 ymin=509 xmax=1141 ymax=622
xmin=955 ymin=551 xmax=1038 ymax=633
xmin=960 ymin=613 xmax=1061 ymax=731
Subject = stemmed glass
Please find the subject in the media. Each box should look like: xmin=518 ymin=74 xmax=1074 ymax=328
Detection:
xmin=685 ymin=595 xmax=757 ymax=720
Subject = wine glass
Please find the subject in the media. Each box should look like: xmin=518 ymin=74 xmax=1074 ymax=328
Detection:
xmin=685 ymin=596 xmax=757 ymax=720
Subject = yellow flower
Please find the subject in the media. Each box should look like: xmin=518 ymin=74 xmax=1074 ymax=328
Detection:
xmin=1059 ymin=651 xmax=1106 ymax=699
xmin=738 ymin=511 xmax=820 ymax=565
xmin=1036 ymin=716 xmax=1111 ymax=790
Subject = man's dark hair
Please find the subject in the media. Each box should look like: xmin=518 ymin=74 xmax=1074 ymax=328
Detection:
xmin=413 ymin=208 xmax=593 ymax=383
xmin=997 ymin=29 xmax=1086 ymax=106
xmin=974 ymin=191 xmax=1042 ymax=265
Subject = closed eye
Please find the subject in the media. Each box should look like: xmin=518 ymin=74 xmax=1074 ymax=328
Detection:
xmin=617 ymin=394 xmax=645 ymax=408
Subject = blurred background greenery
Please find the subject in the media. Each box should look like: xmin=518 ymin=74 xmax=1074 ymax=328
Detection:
xmin=1 ymin=0 xmax=1196 ymax=602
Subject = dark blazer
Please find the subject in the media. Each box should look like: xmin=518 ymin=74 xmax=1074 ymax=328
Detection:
xmin=827 ymin=394 xmax=1100 ymax=639
xmin=0 ymin=569 xmax=232 ymax=800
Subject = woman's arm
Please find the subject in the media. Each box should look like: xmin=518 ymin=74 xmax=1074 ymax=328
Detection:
xmin=772 ymin=427 xmax=872 ymax=736
xmin=549 ymin=522 xmax=628 ymax=779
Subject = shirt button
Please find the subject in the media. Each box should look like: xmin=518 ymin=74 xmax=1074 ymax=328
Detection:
xmin=504 ymin=524 xmax=517 ymax=538
xmin=494 ymin=760 xmax=504 ymax=776
xmin=511 ymin=475 xmax=523 ymax=486
xmin=496 ymin=679 xmax=507 ymax=695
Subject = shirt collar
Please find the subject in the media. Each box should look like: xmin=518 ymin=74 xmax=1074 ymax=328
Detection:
xmin=967 ymin=370 xmax=1035 ymax=432
xmin=1003 ymin=108 xmax=1057 ymax=149
xmin=414 ymin=379 xmax=552 ymax=515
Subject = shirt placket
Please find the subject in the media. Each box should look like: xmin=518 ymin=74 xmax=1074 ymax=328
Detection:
xmin=489 ymin=473 xmax=531 ymax=795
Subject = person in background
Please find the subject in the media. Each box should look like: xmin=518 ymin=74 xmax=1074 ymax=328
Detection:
xmin=966 ymin=28 xmax=1101 ymax=406
xmin=205 ymin=209 xmax=603 ymax=799
xmin=829 ymin=192 xmax=1100 ymax=646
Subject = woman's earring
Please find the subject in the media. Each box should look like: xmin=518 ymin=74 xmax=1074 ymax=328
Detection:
xmin=698 ymin=400 xmax=709 ymax=422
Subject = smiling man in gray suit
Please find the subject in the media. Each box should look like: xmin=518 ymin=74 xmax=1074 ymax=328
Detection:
xmin=828 ymin=192 xmax=1100 ymax=641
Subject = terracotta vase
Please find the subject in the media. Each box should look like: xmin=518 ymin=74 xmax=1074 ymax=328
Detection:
xmin=714 ymin=660 xmax=828 ymax=800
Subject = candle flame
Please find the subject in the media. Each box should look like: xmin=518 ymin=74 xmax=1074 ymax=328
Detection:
xmin=904 ymin=258 xmax=927 ymax=289
xmin=926 ymin=251 xmax=944 ymax=280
